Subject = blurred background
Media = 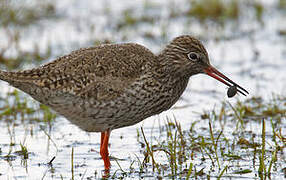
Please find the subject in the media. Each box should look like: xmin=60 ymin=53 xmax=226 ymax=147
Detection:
xmin=0 ymin=0 xmax=285 ymax=179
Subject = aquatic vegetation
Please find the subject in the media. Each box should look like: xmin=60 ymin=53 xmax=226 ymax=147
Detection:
xmin=0 ymin=0 xmax=55 ymax=27
xmin=131 ymin=95 xmax=286 ymax=179
xmin=0 ymin=89 xmax=57 ymax=124
xmin=0 ymin=0 xmax=56 ymax=69
xmin=187 ymin=0 xmax=239 ymax=21
xmin=187 ymin=0 xmax=265 ymax=24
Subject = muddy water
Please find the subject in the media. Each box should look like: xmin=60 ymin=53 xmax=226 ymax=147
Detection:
xmin=0 ymin=0 xmax=285 ymax=179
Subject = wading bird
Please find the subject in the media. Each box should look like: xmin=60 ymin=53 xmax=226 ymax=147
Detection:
xmin=0 ymin=35 xmax=248 ymax=172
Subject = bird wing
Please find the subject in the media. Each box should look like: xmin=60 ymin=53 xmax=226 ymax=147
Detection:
xmin=2 ymin=43 xmax=155 ymax=102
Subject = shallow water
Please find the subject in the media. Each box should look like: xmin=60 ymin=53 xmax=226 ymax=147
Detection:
xmin=0 ymin=0 xmax=285 ymax=179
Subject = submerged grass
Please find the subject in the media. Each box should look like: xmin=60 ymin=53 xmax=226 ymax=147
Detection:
xmin=187 ymin=0 xmax=240 ymax=21
xmin=0 ymin=0 xmax=56 ymax=27
xmin=0 ymin=89 xmax=57 ymax=166
xmin=0 ymin=89 xmax=57 ymax=124
xmin=186 ymin=0 xmax=265 ymax=25
xmin=0 ymin=0 xmax=56 ymax=69
xmin=119 ymin=95 xmax=286 ymax=179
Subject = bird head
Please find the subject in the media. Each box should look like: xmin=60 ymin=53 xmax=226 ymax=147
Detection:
xmin=163 ymin=35 xmax=248 ymax=96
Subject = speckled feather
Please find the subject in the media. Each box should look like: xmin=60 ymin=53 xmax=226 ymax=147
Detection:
xmin=0 ymin=35 xmax=210 ymax=132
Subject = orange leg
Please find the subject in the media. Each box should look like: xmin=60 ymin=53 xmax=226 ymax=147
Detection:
xmin=100 ymin=130 xmax=111 ymax=172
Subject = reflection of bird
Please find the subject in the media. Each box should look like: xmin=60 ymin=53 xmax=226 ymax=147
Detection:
xmin=0 ymin=35 xmax=248 ymax=172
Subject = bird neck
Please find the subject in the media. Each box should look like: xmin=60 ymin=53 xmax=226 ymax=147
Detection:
xmin=156 ymin=51 xmax=188 ymax=79
xmin=152 ymin=54 xmax=190 ymax=95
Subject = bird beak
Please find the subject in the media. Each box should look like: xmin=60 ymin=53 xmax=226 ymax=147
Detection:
xmin=203 ymin=66 xmax=249 ymax=96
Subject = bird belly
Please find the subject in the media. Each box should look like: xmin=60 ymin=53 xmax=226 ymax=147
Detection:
xmin=70 ymin=86 xmax=181 ymax=132
xmin=24 ymin=77 xmax=188 ymax=133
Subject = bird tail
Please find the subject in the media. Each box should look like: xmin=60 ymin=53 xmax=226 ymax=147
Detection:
xmin=0 ymin=70 xmax=24 ymax=84
xmin=0 ymin=70 xmax=38 ymax=95
xmin=0 ymin=70 xmax=10 ymax=82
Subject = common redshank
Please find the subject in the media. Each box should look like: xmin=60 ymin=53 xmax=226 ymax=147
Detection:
xmin=0 ymin=35 xmax=248 ymax=171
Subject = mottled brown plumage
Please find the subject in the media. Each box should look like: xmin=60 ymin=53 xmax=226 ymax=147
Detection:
xmin=0 ymin=35 xmax=248 ymax=171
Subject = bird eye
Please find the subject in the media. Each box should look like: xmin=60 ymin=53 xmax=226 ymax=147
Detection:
xmin=187 ymin=52 xmax=199 ymax=61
